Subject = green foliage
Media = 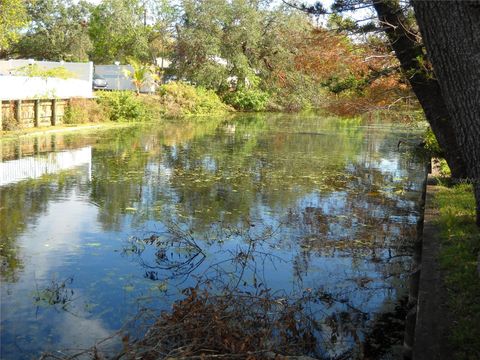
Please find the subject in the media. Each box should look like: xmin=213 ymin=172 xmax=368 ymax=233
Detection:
xmin=174 ymin=0 xmax=313 ymax=98
xmin=64 ymin=98 xmax=108 ymax=124
xmin=123 ymin=58 xmax=159 ymax=94
xmin=327 ymin=14 xmax=358 ymax=32
xmin=436 ymin=158 xmax=451 ymax=178
xmin=1 ymin=111 xmax=19 ymax=131
xmin=143 ymin=0 xmax=178 ymax=61
xmin=88 ymin=0 xmax=150 ymax=64
xmin=157 ymin=82 xmax=231 ymax=117
xmin=223 ymin=88 xmax=270 ymax=112
xmin=436 ymin=184 xmax=480 ymax=359
xmin=423 ymin=127 xmax=443 ymax=157
xmin=14 ymin=0 xmax=92 ymax=61
xmin=423 ymin=127 xmax=452 ymax=177
xmin=0 ymin=0 xmax=29 ymax=52
xmin=267 ymin=76 xmax=323 ymax=112
xmin=96 ymin=91 xmax=147 ymax=122
xmin=13 ymin=64 xmax=77 ymax=79
xmin=322 ymin=74 xmax=366 ymax=95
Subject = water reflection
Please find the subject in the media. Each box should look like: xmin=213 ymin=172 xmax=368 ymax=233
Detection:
xmin=0 ymin=115 xmax=424 ymax=359
xmin=0 ymin=147 xmax=92 ymax=186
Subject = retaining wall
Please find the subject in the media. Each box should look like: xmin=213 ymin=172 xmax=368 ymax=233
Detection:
xmin=1 ymin=99 xmax=69 ymax=130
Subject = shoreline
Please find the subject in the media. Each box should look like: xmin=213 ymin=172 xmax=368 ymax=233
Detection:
xmin=0 ymin=122 xmax=141 ymax=142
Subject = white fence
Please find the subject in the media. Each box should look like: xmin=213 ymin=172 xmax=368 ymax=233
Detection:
xmin=0 ymin=60 xmax=93 ymax=100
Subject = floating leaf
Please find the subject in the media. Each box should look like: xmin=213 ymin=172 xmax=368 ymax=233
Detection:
xmin=85 ymin=242 xmax=102 ymax=247
xmin=123 ymin=285 xmax=135 ymax=292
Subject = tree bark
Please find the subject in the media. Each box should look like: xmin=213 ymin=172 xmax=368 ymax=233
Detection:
xmin=412 ymin=0 xmax=480 ymax=226
xmin=372 ymin=0 xmax=468 ymax=180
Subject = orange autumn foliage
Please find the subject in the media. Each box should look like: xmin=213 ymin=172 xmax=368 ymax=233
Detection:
xmin=295 ymin=28 xmax=415 ymax=116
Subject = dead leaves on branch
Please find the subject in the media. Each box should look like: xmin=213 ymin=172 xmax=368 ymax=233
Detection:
xmin=122 ymin=287 xmax=322 ymax=359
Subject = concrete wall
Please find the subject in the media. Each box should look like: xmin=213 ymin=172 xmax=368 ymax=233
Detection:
xmin=0 ymin=60 xmax=93 ymax=82
xmin=0 ymin=60 xmax=93 ymax=100
xmin=0 ymin=76 xmax=92 ymax=100
xmin=94 ymin=65 xmax=156 ymax=93
xmin=1 ymin=99 xmax=69 ymax=130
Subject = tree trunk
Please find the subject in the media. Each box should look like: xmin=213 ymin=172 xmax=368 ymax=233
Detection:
xmin=372 ymin=0 xmax=468 ymax=180
xmin=412 ymin=0 xmax=480 ymax=226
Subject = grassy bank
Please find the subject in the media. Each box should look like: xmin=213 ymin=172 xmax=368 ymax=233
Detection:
xmin=434 ymin=183 xmax=480 ymax=359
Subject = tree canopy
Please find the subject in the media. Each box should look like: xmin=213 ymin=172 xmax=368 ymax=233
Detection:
xmin=0 ymin=0 xmax=29 ymax=55
xmin=14 ymin=0 xmax=92 ymax=61
xmin=1 ymin=0 xmax=409 ymax=114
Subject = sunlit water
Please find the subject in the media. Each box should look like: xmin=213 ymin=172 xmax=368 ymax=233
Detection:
xmin=0 ymin=114 xmax=425 ymax=359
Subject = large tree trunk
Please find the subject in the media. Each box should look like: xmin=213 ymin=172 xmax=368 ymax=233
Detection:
xmin=372 ymin=1 xmax=468 ymax=180
xmin=412 ymin=0 xmax=480 ymax=226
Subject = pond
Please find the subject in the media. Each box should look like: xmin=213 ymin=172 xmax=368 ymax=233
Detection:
xmin=0 ymin=114 xmax=425 ymax=359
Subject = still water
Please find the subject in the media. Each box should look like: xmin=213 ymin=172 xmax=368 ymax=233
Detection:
xmin=0 ymin=114 xmax=425 ymax=359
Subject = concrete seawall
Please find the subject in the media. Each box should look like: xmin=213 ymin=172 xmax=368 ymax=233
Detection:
xmin=0 ymin=99 xmax=69 ymax=130
xmin=403 ymin=178 xmax=453 ymax=360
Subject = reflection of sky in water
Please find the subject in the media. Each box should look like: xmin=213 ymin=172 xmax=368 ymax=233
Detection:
xmin=0 ymin=116 xmax=425 ymax=358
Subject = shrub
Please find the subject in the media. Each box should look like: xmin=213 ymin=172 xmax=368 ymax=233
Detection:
xmin=95 ymin=91 xmax=147 ymax=122
xmin=157 ymin=82 xmax=231 ymax=117
xmin=423 ymin=127 xmax=443 ymax=157
xmin=64 ymin=98 xmax=108 ymax=124
xmin=267 ymin=91 xmax=314 ymax=113
xmin=1 ymin=103 xmax=19 ymax=131
xmin=13 ymin=64 xmax=76 ymax=79
xmin=223 ymin=88 xmax=269 ymax=112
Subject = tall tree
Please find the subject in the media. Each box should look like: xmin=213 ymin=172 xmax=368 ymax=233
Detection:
xmin=370 ymin=0 xmax=467 ymax=180
xmin=143 ymin=0 xmax=178 ymax=62
xmin=174 ymin=0 xmax=313 ymax=90
xmin=411 ymin=0 xmax=480 ymax=225
xmin=296 ymin=0 xmax=479 ymax=222
xmin=0 ymin=0 xmax=29 ymax=57
xmin=88 ymin=0 xmax=150 ymax=64
xmin=14 ymin=0 xmax=92 ymax=61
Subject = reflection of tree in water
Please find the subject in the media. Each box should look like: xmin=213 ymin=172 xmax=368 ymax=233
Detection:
xmin=1 ymin=115 xmax=424 ymax=357
xmin=120 ymin=220 xmax=366 ymax=358
xmin=103 ymin=116 xmax=368 ymax=232
xmin=112 ymin=115 xmax=423 ymax=357
xmin=75 ymin=115 xmax=419 ymax=237
xmin=119 ymin=211 xmax=414 ymax=359
xmin=288 ymin=164 xmax=420 ymax=307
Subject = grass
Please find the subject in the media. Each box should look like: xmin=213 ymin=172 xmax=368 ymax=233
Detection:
xmin=435 ymin=183 xmax=480 ymax=359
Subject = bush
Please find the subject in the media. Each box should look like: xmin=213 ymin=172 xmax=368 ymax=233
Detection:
xmin=1 ymin=103 xmax=19 ymax=131
xmin=157 ymin=82 xmax=231 ymax=117
xmin=64 ymin=98 xmax=108 ymax=124
xmin=13 ymin=64 xmax=76 ymax=79
xmin=267 ymin=91 xmax=314 ymax=113
xmin=423 ymin=127 xmax=443 ymax=157
xmin=96 ymin=91 xmax=147 ymax=122
xmin=223 ymin=88 xmax=270 ymax=112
